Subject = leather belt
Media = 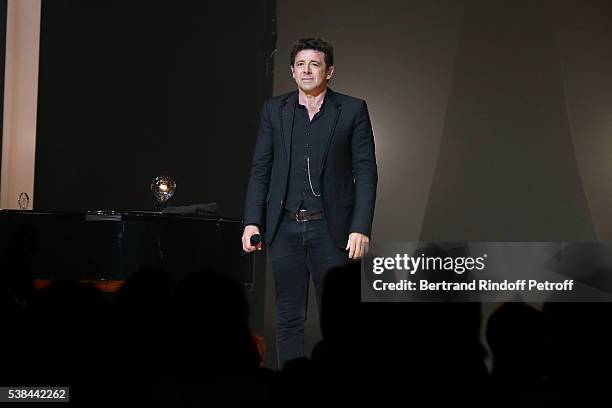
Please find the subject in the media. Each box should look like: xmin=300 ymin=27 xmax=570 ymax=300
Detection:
xmin=287 ymin=209 xmax=324 ymax=223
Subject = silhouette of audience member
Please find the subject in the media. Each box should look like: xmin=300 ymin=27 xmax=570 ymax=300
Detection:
xmin=543 ymin=301 xmax=612 ymax=404
xmin=158 ymin=269 xmax=274 ymax=406
xmin=26 ymin=280 xmax=111 ymax=405
xmin=272 ymin=261 xmax=489 ymax=405
xmin=273 ymin=261 xmax=363 ymax=405
xmin=487 ymin=301 xmax=551 ymax=405
xmin=111 ymin=267 xmax=175 ymax=404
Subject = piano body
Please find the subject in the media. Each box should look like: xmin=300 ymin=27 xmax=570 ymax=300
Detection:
xmin=0 ymin=210 xmax=255 ymax=289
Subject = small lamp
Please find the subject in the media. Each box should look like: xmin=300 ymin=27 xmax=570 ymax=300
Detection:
xmin=150 ymin=175 xmax=176 ymax=211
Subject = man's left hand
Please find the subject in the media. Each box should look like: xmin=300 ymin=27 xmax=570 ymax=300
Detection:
xmin=346 ymin=232 xmax=370 ymax=259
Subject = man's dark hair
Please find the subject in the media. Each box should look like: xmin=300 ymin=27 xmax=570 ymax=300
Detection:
xmin=289 ymin=38 xmax=334 ymax=69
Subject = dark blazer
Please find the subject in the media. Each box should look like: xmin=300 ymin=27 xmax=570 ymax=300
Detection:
xmin=244 ymin=88 xmax=377 ymax=248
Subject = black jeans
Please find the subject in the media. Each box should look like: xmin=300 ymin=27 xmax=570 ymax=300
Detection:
xmin=269 ymin=213 xmax=348 ymax=369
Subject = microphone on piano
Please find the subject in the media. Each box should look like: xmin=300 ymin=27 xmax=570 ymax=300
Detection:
xmin=241 ymin=233 xmax=263 ymax=256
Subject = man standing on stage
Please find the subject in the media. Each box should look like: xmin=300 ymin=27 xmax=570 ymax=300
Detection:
xmin=242 ymin=38 xmax=377 ymax=369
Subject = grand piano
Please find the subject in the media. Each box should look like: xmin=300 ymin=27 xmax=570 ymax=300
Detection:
xmin=0 ymin=208 xmax=267 ymax=361
xmin=0 ymin=210 xmax=256 ymax=290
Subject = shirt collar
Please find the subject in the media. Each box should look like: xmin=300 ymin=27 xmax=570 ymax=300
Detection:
xmin=296 ymin=89 xmax=328 ymax=110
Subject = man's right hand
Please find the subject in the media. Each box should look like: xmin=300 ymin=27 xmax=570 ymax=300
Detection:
xmin=242 ymin=225 xmax=262 ymax=253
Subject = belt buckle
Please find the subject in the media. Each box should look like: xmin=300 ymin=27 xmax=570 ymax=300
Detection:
xmin=296 ymin=209 xmax=307 ymax=223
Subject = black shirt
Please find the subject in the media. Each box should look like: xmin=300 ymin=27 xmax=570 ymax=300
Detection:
xmin=284 ymin=95 xmax=327 ymax=213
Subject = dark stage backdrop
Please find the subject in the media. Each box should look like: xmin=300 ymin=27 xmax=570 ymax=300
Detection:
xmin=35 ymin=0 xmax=276 ymax=218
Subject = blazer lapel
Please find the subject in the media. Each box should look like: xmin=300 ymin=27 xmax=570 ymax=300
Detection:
xmin=279 ymin=91 xmax=297 ymax=163
xmin=318 ymin=88 xmax=342 ymax=175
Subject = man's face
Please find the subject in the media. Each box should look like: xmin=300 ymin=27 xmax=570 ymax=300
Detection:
xmin=291 ymin=49 xmax=334 ymax=94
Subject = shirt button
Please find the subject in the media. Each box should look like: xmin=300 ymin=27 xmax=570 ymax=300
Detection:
xmin=302 ymin=192 xmax=306 ymax=197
